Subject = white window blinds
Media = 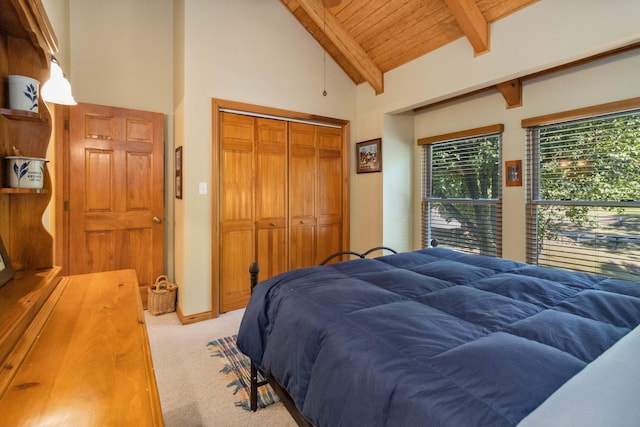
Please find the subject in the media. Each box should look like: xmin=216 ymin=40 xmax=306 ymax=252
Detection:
xmin=421 ymin=130 xmax=502 ymax=256
xmin=526 ymin=109 xmax=640 ymax=280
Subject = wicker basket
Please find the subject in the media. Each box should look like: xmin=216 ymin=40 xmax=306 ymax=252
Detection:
xmin=148 ymin=275 xmax=177 ymax=316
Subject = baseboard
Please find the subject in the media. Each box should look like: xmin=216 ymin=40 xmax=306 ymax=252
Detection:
xmin=176 ymin=305 xmax=215 ymax=324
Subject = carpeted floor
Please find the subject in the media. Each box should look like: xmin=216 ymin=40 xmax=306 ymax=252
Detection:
xmin=144 ymin=309 xmax=296 ymax=427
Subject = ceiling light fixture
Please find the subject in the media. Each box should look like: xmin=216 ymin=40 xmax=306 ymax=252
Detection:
xmin=41 ymin=56 xmax=77 ymax=105
xmin=321 ymin=0 xmax=342 ymax=97
xmin=322 ymin=3 xmax=327 ymax=96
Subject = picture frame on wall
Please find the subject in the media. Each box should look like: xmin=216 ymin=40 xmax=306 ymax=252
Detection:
xmin=356 ymin=138 xmax=382 ymax=174
xmin=506 ymin=160 xmax=522 ymax=187
xmin=0 ymin=235 xmax=14 ymax=288
xmin=175 ymin=146 xmax=183 ymax=199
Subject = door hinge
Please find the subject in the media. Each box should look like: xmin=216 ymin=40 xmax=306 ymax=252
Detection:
xmin=64 ymin=119 xmax=70 ymax=131
xmin=64 ymin=200 xmax=70 ymax=211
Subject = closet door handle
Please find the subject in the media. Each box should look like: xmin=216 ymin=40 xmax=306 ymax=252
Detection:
xmin=270 ymin=222 xmax=276 ymax=227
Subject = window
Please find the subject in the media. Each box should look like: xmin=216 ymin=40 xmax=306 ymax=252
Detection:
xmin=526 ymin=102 xmax=640 ymax=280
xmin=419 ymin=125 xmax=503 ymax=256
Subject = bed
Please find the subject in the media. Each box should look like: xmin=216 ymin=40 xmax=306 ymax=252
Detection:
xmin=237 ymin=247 xmax=640 ymax=426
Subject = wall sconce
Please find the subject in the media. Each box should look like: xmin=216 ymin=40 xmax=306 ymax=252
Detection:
xmin=41 ymin=56 xmax=77 ymax=105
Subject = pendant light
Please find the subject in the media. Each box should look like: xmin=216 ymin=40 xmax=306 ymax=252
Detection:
xmin=321 ymin=0 xmax=342 ymax=96
xmin=41 ymin=56 xmax=77 ymax=105
xmin=322 ymin=3 xmax=327 ymax=96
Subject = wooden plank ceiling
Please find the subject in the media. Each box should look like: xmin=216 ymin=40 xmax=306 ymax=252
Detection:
xmin=280 ymin=0 xmax=539 ymax=96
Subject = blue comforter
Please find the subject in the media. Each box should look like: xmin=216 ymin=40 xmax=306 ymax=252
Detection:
xmin=237 ymin=247 xmax=640 ymax=426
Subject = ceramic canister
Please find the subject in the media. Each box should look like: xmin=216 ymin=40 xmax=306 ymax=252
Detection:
xmin=5 ymin=156 xmax=48 ymax=189
xmin=7 ymin=75 xmax=39 ymax=113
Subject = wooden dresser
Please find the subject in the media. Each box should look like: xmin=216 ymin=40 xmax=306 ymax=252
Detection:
xmin=0 ymin=269 xmax=164 ymax=426
xmin=1 ymin=3 xmax=163 ymax=424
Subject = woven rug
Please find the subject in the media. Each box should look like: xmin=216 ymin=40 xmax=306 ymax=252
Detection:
xmin=208 ymin=334 xmax=280 ymax=411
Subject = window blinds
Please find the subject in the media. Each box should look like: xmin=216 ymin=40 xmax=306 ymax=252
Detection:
xmin=422 ymin=133 xmax=502 ymax=256
xmin=526 ymin=109 xmax=640 ymax=280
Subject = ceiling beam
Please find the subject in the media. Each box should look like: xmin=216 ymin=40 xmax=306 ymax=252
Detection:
xmin=414 ymin=42 xmax=640 ymax=114
xmin=442 ymin=0 xmax=490 ymax=56
xmin=496 ymin=79 xmax=522 ymax=108
xmin=294 ymin=0 xmax=384 ymax=94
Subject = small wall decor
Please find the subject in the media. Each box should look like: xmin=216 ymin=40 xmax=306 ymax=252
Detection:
xmin=356 ymin=138 xmax=382 ymax=174
xmin=175 ymin=146 xmax=183 ymax=199
xmin=505 ymin=160 xmax=522 ymax=187
xmin=0 ymin=235 xmax=15 ymax=288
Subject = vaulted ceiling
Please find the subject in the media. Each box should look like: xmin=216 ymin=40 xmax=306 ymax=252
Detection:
xmin=280 ymin=0 xmax=539 ymax=96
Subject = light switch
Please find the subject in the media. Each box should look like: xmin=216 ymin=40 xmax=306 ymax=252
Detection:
xmin=199 ymin=182 xmax=208 ymax=195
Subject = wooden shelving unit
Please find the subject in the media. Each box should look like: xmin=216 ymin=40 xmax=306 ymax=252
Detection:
xmin=0 ymin=7 xmax=164 ymax=423
xmin=0 ymin=107 xmax=43 ymax=121
xmin=0 ymin=0 xmax=61 ymax=387
xmin=1 ymin=0 xmax=57 ymax=272
xmin=0 ymin=188 xmax=50 ymax=194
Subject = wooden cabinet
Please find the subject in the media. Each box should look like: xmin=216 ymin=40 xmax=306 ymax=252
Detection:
xmin=0 ymin=5 xmax=164 ymax=425
xmin=218 ymin=112 xmax=347 ymax=312
xmin=0 ymin=269 xmax=164 ymax=426
xmin=0 ymin=0 xmax=60 ymax=379
xmin=1 ymin=0 xmax=56 ymax=272
xmin=0 ymin=6 xmax=163 ymax=425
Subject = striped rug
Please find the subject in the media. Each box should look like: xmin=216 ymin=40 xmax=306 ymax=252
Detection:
xmin=208 ymin=335 xmax=280 ymax=410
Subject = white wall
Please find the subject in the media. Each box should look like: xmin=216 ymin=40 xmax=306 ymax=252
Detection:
xmin=382 ymin=112 xmax=414 ymax=252
xmin=355 ymin=0 xmax=640 ymax=262
xmin=41 ymin=0 xmax=71 ymax=71
xmin=68 ymin=0 xmax=174 ymax=114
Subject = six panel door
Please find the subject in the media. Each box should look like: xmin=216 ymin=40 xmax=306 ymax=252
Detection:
xmin=68 ymin=103 xmax=165 ymax=306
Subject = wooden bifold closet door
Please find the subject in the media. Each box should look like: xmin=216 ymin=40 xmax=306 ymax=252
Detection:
xmin=218 ymin=112 xmax=345 ymax=313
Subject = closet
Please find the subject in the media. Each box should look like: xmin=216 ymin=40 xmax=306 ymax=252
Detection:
xmin=216 ymin=107 xmax=349 ymax=313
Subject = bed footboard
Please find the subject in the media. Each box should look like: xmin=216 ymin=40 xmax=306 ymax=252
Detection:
xmin=248 ymin=262 xmax=312 ymax=426
xmin=248 ymin=263 xmax=268 ymax=412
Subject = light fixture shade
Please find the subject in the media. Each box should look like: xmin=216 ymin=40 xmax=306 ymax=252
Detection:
xmin=41 ymin=58 xmax=77 ymax=105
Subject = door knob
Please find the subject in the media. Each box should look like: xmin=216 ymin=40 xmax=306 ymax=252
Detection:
xmin=153 ymin=216 xmax=162 ymax=224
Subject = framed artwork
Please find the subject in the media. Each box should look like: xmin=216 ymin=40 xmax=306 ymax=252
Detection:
xmin=356 ymin=138 xmax=382 ymax=174
xmin=506 ymin=160 xmax=522 ymax=187
xmin=0 ymin=235 xmax=14 ymax=288
xmin=175 ymin=146 xmax=183 ymax=199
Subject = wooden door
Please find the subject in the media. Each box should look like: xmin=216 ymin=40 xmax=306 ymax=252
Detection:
xmin=255 ymin=118 xmax=288 ymax=279
xmin=219 ymin=113 xmax=255 ymax=312
xmin=219 ymin=114 xmax=288 ymax=312
xmin=289 ymin=122 xmax=318 ymax=269
xmin=289 ymin=123 xmax=343 ymax=268
xmin=68 ymin=103 xmax=164 ymax=306
xmin=317 ymin=126 xmax=343 ymax=263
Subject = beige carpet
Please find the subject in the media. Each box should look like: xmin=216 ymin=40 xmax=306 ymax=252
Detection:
xmin=145 ymin=309 xmax=297 ymax=427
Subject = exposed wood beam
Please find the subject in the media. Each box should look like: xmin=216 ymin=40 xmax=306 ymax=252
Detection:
xmin=414 ymin=41 xmax=640 ymax=114
xmin=442 ymin=0 xmax=490 ymax=56
xmin=293 ymin=0 xmax=384 ymax=94
xmin=496 ymin=79 xmax=522 ymax=108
